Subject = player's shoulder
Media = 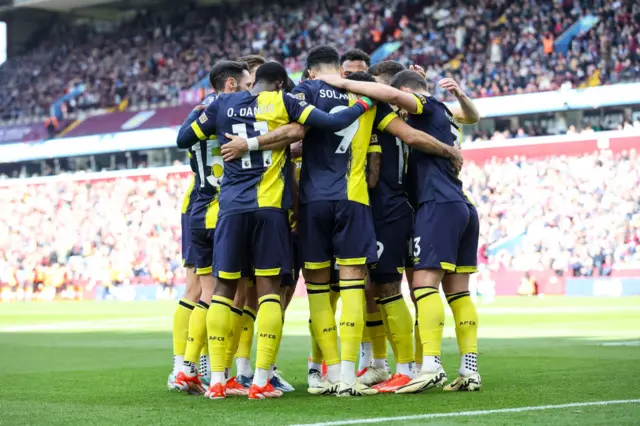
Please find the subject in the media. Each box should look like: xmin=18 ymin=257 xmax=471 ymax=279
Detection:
xmin=201 ymin=93 xmax=217 ymax=106
xmin=292 ymin=80 xmax=322 ymax=98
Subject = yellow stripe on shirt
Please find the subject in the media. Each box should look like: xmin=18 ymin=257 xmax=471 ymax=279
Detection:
xmin=377 ymin=112 xmax=398 ymax=132
xmin=412 ymin=94 xmax=424 ymax=115
xmin=297 ymin=105 xmax=315 ymax=125
xmin=181 ymin=174 xmax=195 ymax=214
xmin=367 ymin=145 xmax=382 ymax=153
xmin=255 ymin=91 xmax=291 ymax=209
xmin=191 ymin=122 xmax=207 ymax=140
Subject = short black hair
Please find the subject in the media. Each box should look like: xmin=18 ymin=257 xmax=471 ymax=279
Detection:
xmin=341 ymin=49 xmax=371 ymax=66
xmin=300 ymin=68 xmax=310 ymax=82
xmin=255 ymin=61 xmax=289 ymax=86
xmin=307 ymin=45 xmax=340 ymax=70
xmin=284 ymin=77 xmax=296 ymax=92
xmin=390 ymin=70 xmax=428 ymax=91
xmin=209 ymin=60 xmax=249 ymax=92
xmin=346 ymin=71 xmax=376 ymax=83
xmin=236 ymin=55 xmax=266 ymax=72
xmin=369 ymin=60 xmax=406 ymax=82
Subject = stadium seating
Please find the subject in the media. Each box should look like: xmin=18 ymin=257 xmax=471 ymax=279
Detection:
xmin=1 ymin=149 xmax=638 ymax=291
xmin=0 ymin=0 xmax=638 ymax=121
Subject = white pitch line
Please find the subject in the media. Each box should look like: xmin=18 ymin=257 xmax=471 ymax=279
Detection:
xmin=289 ymin=399 xmax=640 ymax=426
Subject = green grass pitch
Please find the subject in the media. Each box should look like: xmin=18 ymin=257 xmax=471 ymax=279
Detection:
xmin=1 ymin=296 xmax=639 ymax=425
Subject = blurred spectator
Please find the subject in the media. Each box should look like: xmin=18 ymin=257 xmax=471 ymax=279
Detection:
xmin=0 ymin=0 xmax=638 ymax=120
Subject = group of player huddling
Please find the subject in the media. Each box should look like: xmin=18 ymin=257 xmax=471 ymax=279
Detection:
xmin=168 ymin=44 xmax=481 ymax=400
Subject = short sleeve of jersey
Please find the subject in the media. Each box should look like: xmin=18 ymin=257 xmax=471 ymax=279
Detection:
xmin=191 ymin=99 xmax=219 ymax=140
xmin=282 ymin=92 xmax=315 ymax=125
xmin=373 ymin=102 xmax=398 ymax=132
xmin=367 ymin=133 xmax=381 ymax=154
xmin=409 ymin=92 xmax=435 ymax=116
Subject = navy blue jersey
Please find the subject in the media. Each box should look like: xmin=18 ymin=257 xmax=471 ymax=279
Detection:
xmin=188 ymin=93 xmax=221 ymax=199
xmin=405 ymin=93 xmax=466 ymax=205
xmin=176 ymin=89 xmax=368 ymax=218
xmin=292 ymin=80 xmax=397 ymax=206
xmin=369 ymin=127 xmax=412 ymax=223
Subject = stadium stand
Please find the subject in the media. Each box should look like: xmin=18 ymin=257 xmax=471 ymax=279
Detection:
xmin=1 ymin=141 xmax=639 ymax=296
xmin=0 ymin=0 xmax=638 ymax=121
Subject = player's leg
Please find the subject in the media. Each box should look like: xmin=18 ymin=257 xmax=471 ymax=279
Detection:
xmin=268 ymin=271 xmax=297 ymax=393
xmin=368 ymin=214 xmax=415 ymax=392
xmin=406 ymin=268 xmax=422 ymax=372
xmin=334 ymin=201 xmax=378 ymax=396
xmin=248 ymin=209 xmax=292 ymax=400
xmin=204 ymin=214 xmax=246 ymax=400
xmin=235 ymin=277 xmax=256 ymax=389
xmin=300 ymin=201 xmax=340 ymax=394
xmin=169 ymin=214 xmax=201 ymax=389
xmin=397 ymin=202 xmax=469 ymax=394
xmin=443 ymin=203 xmax=481 ymax=392
xmin=358 ymin=277 xmax=391 ymax=387
xmin=175 ymin=229 xmax=215 ymax=394
xmin=223 ymin=277 xmax=249 ymax=396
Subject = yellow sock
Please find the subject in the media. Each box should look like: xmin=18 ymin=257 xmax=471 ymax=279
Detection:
xmin=173 ymin=299 xmax=195 ymax=356
xmin=380 ymin=294 xmax=414 ymax=364
xmin=307 ymin=282 xmax=340 ymax=366
xmin=377 ymin=297 xmax=398 ymax=361
xmin=414 ymin=287 xmax=444 ymax=356
xmin=184 ymin=300 xmax=209 ymax=364
xmin=207 ymin=295 xmax=233 ymax=373
xmin=255 ymin=294 xmax=283 ymax=370
xmin=447 ymin=291 xmax=478 ymax=355
xmin=329 ymin=283 xmax=340 ymax=313
xmin=414 ymin=320 xmax=423 ymax=364
xmin=200 ymin=343 xmax=208 ymax=356
xmin=235 ymin=307 xmax=256 ymax=360
xmin=339 ymin=279 xmax=365 ymax=363
xmin=224 ymin=307 xmax=244 ymax=369
xmin=309 ymin=319 xmax=324 ymax=364
xmin=273 ymin=313 xmax=285 ymax=365
xmin=366 ymin=311 xmax=387 ymax=360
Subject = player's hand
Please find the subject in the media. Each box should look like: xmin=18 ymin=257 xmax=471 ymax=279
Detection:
xmin=221 ymin=133 xmax=249 ymax=161
xmin=193 ymin=104 xmax=206 ymax=112
xmin=316 ymin=74 xmax=347 ymax=89
xmin=290 ymin=141 xmax=302 ymax=159
xmin=438 ymin=78 xmax=463 ymax=98
xmin=450 ymin=146 xmax=464 ymax=175
xmin=410 ymin=64 xmax=427 ymax=80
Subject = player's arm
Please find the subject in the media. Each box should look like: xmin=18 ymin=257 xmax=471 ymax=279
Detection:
xmin=220 ymin=123 xmax=304 ymax=162
xmin=383 ymin=116 xmax=464 ymax=173
xmin=316 ymin=74 xmax=422 ymax=114
xmin=176 ymin=102 xmax=218 ymax=149
xmin=367 ymin=143 xmax=381 ymax=188
xmin=282 ymin=92 xmax=373 ymax=131
xmin=438 ymin=78 xmax=480 ymax=124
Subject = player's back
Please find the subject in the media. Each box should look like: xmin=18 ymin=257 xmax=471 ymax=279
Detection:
xmin=212 ymin=91 xmax=293 ymax=217
xmin=189 ymin=93 xmax=222 ymax=202
xmin=405 ymin=93 xmax=466 ymax=206
xmin=369 ymin=128 xmax=411 ymax=223
xmin=293 ymin=80 xmax=380 ymax=206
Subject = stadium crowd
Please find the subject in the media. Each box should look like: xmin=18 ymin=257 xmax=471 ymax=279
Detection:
xmin=1 ymin=150 xmax=638 ymax=295
xmin=0 ymin=0 xmax=638 ymax=120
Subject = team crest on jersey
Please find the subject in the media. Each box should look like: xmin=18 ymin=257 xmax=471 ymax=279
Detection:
xmin=370 ymin=134 xmax=378 ymax=143
xmin=198 ymin=113 xmax=208 ymax=124
xmin=295 ymin=93 xmax=306 ymax=100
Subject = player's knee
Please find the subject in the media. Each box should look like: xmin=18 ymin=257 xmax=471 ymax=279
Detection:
xmin=213 ymin=277 xmax=237 ymax=300
xmin=254 ymin=275 xmax=280 ymax=298
xmin=442 ymin=273 xmax=470 ymax=295
xmin=371 ymin=274 xmax=402 ymax=293
xmin=412 ymin=268 xmax=446 ymax=289
xmin=302 ymin=267 xmax=330 ymax=284
xmin=337 ymin=264 xmax=366 ymax=280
